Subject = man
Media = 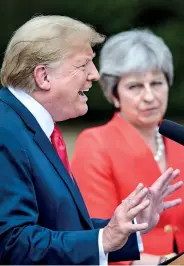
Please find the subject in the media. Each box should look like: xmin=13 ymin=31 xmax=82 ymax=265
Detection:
xmin=0 ymin=15 xmax=182 ymax=265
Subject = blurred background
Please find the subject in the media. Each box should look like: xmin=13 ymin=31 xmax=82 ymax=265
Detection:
xmin=1 ymin=0 xmax=184 ymax=158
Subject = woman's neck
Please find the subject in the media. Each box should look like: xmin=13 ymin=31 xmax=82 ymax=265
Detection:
xmin=135 ymin=124 xmax=167 ymax=172
xmin=119 ymin=113 xmax=167 ymax=171
xmin=134 ymin=125 xmax=158 ymax=154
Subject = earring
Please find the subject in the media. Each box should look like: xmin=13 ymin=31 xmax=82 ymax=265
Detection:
xmin=114 ymin=100 xmax=120 ymax=108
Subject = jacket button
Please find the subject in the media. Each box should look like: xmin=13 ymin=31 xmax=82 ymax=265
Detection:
xmin=164 ymin=225 xmax=172 ymax=233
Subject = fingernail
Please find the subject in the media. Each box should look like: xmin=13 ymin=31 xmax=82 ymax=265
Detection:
xmin=142 ymin=187 xmax=148 ymax=193
xmin=137 ymin=183 xmax=143 ymax=189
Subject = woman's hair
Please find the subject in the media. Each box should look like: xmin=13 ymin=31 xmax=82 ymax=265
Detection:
xmin=99 ymin=29 xmax=173 ymax=102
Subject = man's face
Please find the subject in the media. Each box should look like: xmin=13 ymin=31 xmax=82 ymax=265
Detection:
xmin=42 ymin=44 xmax=99 ymax=122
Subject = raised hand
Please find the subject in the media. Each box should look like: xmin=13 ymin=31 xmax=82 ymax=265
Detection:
xmin=136 ymin=168 xmax=183 ymax=234
xmin=102 ymin=183 xmax=150 ymax=253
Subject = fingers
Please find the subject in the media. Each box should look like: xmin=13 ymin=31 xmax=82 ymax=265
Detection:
xmin=135 ymin=183 xmax=145 ymax=195
xmin=152 ymin=168 xmax=173 ymax=190
xmin=166 ymin=169 xmax=181 ymax=188
xmin=152 ymin=168 xmax=180 ymax=193
xmin=163 ymin=198 xmax=182 ymax=211
xmin=127 ymin=199 xmax=150 ymax=220
xmin=123 ymin=186 xmax=148 ymax=211
xmin=163 ymin=181 xmax=183 ymax=198
xmin=128 ymin=183 xmax=144 ymax=198
xmin=128 ymin=222 xmax=148 ymax=233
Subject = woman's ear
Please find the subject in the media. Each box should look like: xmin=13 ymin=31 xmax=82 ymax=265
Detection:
xmin=33 ymin=65 xmax=51 ymax=91
xmin=111 ymin=95 xmax=120 ymax=108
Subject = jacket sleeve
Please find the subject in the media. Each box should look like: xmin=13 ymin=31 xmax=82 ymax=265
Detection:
xmin=91 ymin=219 xmax=140 ymax=262
xmin=71 ymin=129 xmax=120 ymax=219
xmin=109 ymin=232 xmax=140 ymax=262
xmin=0 ymin=127 xmax=100 ymax=265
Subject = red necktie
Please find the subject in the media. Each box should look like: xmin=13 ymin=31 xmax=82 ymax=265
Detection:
xmin=51 ymin=125 xmax=73 ymax=178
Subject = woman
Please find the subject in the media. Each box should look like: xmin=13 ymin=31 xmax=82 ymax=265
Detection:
xmin=71 ymin=29 xmax=184 ymax=265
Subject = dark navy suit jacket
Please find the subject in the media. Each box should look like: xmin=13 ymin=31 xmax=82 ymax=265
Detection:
xmin=0 ymin=88 xmax=139 ymax=264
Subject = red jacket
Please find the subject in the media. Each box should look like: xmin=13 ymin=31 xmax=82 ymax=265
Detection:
xmin=71 ymin=113 xmax=184 ymax=256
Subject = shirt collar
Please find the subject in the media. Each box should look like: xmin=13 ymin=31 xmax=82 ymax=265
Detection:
xmin=8 ymin=87 xmax=54 ymax=139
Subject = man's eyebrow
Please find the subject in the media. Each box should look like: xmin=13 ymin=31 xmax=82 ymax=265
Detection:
xmin=86 ymin=52 xmax=96 ymax=61
xmin=75 ymin=52 xmax=96 ymax=64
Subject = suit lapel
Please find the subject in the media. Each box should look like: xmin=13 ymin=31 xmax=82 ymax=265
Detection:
xmin=0 ymin=88 xmax=93 ymax=228
xmin=34 ymin=130 xmax=93 ymax=228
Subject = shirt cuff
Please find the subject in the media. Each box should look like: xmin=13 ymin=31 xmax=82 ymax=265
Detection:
xmin=134 ymin=218 xmax=144 ymax=252
xmin=98 ymin=229 xmax=108 ymax=265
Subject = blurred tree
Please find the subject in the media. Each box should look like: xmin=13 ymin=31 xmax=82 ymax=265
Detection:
xmin=0 ymin=0 xmax=184 ymax=119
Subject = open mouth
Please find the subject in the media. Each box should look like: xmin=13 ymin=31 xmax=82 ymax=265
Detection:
xmin=78 ymin=91 xmax=86 ymax=96
xmin=78 ymin=89 xmax=89 ymax=97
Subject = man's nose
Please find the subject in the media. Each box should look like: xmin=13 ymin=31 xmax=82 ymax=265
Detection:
xmin=88 ymin=63 xmax=100 ymax=81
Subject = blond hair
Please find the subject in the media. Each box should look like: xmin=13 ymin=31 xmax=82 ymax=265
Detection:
xmin=1 ymin=15 xmax=104 ymax=93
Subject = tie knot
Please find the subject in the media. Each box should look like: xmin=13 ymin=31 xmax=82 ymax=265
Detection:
xmin=51 ymin=125 xmax=62 ymax=139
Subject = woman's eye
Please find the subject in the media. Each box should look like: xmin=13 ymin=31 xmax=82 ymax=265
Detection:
xmin=129 ymin=84 xmax=142 ymax=89
xmin=151 ymin=81 xmax=163 ymax=86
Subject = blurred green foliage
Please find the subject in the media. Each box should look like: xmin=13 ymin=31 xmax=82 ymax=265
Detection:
xmin=1 ymin=0 xmax=184 ymax=120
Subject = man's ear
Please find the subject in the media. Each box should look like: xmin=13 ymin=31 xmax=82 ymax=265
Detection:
xmin=33 ymin=65 xmax=51 ymax=91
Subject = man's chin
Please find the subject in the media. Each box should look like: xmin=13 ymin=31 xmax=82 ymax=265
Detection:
xmin=56 ymin=105 xmax=88 ymax=121
xmin=78 ymin=105 xmax=88 ymax=117
xmin=70 ymin=105 xmax=88 ymax=119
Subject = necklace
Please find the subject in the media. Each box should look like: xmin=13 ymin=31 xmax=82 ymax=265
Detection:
xmin=154 ymin=127 xmax=165 ymax=162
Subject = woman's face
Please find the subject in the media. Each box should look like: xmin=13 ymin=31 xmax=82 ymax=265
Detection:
xmin=113 ymin=70 xmax=169 ymax=127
